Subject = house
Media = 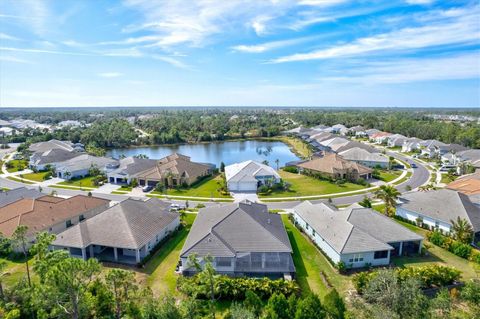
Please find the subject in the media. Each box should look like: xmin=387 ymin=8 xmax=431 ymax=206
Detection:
xmin=0 ymin=187 xmax=43 ymax=208
xmin=55 ymin=154 xmax=118 ymax=180
xmin=0 ymin=195 xmax=109 ymax=245
xmin=438 ymin=144 xmax=468 ymax=157
xmin=180 ymin=201 xmax=295 ymax=277
xmin=28 ymin=139 xmax=75 ymax=153
xmin=338 ymin=147 xmax=389 ymax=168
xmin=297 ymin=153 xmax=373 ymax=181
xmin=331 ymin=124 xmax=348 ymax=135
xmin=446 ymin=172 xmax=480 ymax=196
xmin=29 ymin=148 xmax=83 ymax=171
xmin=402 ymin=138 xmax=423 ymax=153
xmin=107 ymin=157 xmax=158 ymax=184
xmin=419 ymin=140 xmax=447 ymax=158
xmin=365 ymin=128 xmax=381 ymax=137
xmin=348 ymin=125 xmax=366 ymax=137
xmin=134 ymin=153 xmax=213 ymax=188
xmin=370 ymin=132 xmax=392 ymax=144
xmin=308 ymin=132 xmax=336 ymax=148
xmin=51 ymin=198 xmax=180 ymax=264
xmin=396 ymin=189 xmax=480 ymax=244
xmin=329 ymin=140 xmax=379 ymax=154
xmin=0 ymin=119 xmax=11 ymax=127
xmin=225 ymin=160 xmax=280 ymax=192
xmin=292 ymin=201 xmax=423 ymax=268
xmin=317 ymin=137 xmax=350 ymax=152
xmin=454 ymin=149 xmax=480 ymax=169
xmin=387 ymin=134 xmax=407 ymax=148
xmin=0 ymin=127 xmax=14 ymax=137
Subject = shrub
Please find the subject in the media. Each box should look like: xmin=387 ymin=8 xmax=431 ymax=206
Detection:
xmin=428 ymin=231 xmax=447 ymax=247
xmin=283 ymin=166 xmax=298 ymax=174
xmin=469 ymin=250 xmax=480 ymax=264
xmin=258 ymin=185 xmax=270 ymax=194
xmin=450 ymin=241 xmax=472 ymax=259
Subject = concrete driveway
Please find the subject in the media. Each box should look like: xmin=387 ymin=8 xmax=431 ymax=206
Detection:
xmin=231 ymin=191 xmax=260 ymax=203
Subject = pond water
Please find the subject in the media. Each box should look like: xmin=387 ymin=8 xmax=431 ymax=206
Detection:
xmin=106 ymin=140 xmax=300 ymax=167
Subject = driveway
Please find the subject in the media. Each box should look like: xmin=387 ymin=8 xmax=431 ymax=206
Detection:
xmin=231 ymin=191 xmax=260 ymax=203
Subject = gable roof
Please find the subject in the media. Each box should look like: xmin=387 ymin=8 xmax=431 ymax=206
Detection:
xmin=339 ymin=147 xmax=388 ymax=163
xmin=181 ymin=201 xmax=292 ymax=258
xmin=109 ymin=157 xmax=158 ymax=176
xmin=52 ymin=198 xmax=178 ymax=249
xmin=55 ymin=154 xmax=117 ymax=172
xmin=28 ymin=139 xmax=74 ymax=153
xmin=456 ymin=149 xmax=480 ymax=166
xmin=0 ymin=187 xmax=43 ymax=208
xmin=331 ymin=140 xmax=379 ymax=154
xmin=297 ymin=153 xmax=372 ymax=175
xmin=447 ymin=172 xmax=480 ymax=195
xmin=30 ymin=148 xmax=82 ymax=166
xmin=134 ymin=153 xmax=211 ymax=180
xmin=225 ymin=160 xmax=280 ymax=183
xmin=0 ymin=195 xmax=110 ymax=237
xmin=293 ymin=201 xmax=422 ymax=255
xmin=398 ymin=189 xmax=480 ymax=232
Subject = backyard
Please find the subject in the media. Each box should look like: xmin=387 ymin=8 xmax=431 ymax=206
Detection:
xmin=259 ymin=170 xmax=367 ymax=198
xmin=152 ymin=174 xmax=231 ymax=198
xmin=58 ymin=175 xmax=99 ymax=188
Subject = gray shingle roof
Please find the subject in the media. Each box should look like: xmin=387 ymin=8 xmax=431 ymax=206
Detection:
xmin=30 ymin=149 xmax=82 ymax=166
xmin=56 ymin=154 xmax=117 ymax=172
xmin=0 ymin=187 xmax=43 ymax=208
xmin=339 ymin=147 xmax=388 ymax=163
xmin=28 ymin=139 xmax=74 ymax=153
xmin=110 ymin=157 xmax=158 ymax=176
xmin=53 ymin=198 xmax=179 ymax=249
xmin=225 ymin=161 xmax=280 ymax=183
xmin=293 ymin=201 xmax=422 ymax=254
xmin=181 ymin=201 xmax=292 ymax=258
xmin=398 ymin=189 xmax=480 ymax=232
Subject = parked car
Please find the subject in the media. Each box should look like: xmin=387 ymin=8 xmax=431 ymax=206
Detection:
xmin=170 ymin=203 xmax=186 ymax=211
xmin=439 ymin=165 xmax=456 ymax=172
xmin=142 ymin=185 xmax=153 ymax=192
xmin=411 ymin=163 xmax=417 ymax=168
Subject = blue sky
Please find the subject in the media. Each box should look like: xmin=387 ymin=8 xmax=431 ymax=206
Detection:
xmin=0 ymin=0 xmax=479 ymax=108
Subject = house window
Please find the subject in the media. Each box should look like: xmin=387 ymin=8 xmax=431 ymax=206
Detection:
xmin=374 ymin=250 xmax=389 ymax=259
xmin=435 ymin=221 xmax=440 ymax=229
xmin=306 ymin=223 xmax=309 ymax=230
xmin=156 ymin=235 xmax=159 ymax=241
xmin=312 ymin=230 xmax=316 ymax=237
xmin=216 ymin=257 xmax=231 ymax=267
xmin=348 ymin=254 xmax=364 ymax=263
xmin=79 ymin=214 xmax=85 ymax=222
xmin=66 ymin=220 xmax=73 ymax=228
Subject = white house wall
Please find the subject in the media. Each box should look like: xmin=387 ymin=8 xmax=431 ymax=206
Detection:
xmin=396 ymin=207 xmax=451 ymax=233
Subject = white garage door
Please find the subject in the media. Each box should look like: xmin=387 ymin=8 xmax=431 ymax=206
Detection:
xmin=229 ymin=181 xmax=257 ymax=192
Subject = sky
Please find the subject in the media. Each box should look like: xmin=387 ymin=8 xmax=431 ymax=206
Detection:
xmin=0 ymin=0 xmax=479 ymax=108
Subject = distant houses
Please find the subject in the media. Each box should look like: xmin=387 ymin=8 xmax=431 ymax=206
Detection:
xmin=52 ymin=198 xmax=180 ymax=264
xmin=338 ymin=147 xmax=389 ymax=168
xmin=292 ymin=201 xmax=423 ymax=268
xmin=396 ymin=189 xmax=480 ymax=244
xmin=225 ymin=160 xmax=280 ymax=192
xmin=180 ymin=201 xmax=295 ymax=277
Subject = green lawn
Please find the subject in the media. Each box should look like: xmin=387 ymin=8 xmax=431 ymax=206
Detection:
xmin=144 ymin=213 xmax=197 ymax=296
xmin=282 ymin=215 xmax=352 ymax=298
xmin=7 ymin=176 xmax=35 ymax=184
xmin=6 ymin=159 xmax=28 ymax=173
xmin=153 ymin=175 xmax=231 ymax=198
xmin=259 ymin=171 xmax=367 ymax=198
xmin=440 ymin=174 xmax=456 ymax=184
xmin=0 ymin=256 xmax=34 ymax=288
xmin=22 ymin=171 xmax=50 ymax=182
xmin=58 ymin=175 xmax=98 ymax=188
xmin=272 ymin=136 xmax=313 ymax=159
xmin=376 ymin=169 xmax=402 ymax=182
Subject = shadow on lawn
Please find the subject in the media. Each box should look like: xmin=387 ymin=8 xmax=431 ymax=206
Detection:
xmin=286 ymin=229 xmax=311 ymax=294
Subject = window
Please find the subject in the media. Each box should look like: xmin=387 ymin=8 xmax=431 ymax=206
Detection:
xmin=312 ymin=230 xmax=316 ymax=237
xmin=66 ymin=220 xmax=73 ymax=228
xmin=79 ymin=214 xmax=85 ymax=222
xmin=435 ymin=221 xmax=440 ymax=229
xmin=374 ymin=250 xmax=389 ymax=259
xmin=216 ymin=257 xmax=231 ymax=267
xmin=306 ymin=223 xmax=309 ymax=230
xmin=348 ymin=254 xmax=364 ymax=263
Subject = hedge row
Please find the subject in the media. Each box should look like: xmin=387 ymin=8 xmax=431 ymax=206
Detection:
xmin=177 ymin=275 xmax=300 ymax=300
xmin=428 ymin=231 xmax=480 ymax=265
xmin=353 ymin=265 xmax=461 ymax=294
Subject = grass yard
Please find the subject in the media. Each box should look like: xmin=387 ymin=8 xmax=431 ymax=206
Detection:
xmin=22 ymin=171 xmax=51 ymax=182
xmin=282 ymin=215 xmax=352 ymax=298
xmin=58 ymin=175 xmax=98 ymax=188
xmin=7 ymin=176 xmax=35 ymax=184
xmin=0 ymin=256 xmax=35 ymax=288
xmin=259 ymin=171 xmax=367 ymax=198
xmin=273 ymin=136 xmax=313 ymax=159
xmin=144 ymin=213 xmax=197 ymax=296
xmin=6 ymin=159 xmax=28 ymax=173
xmin=440 ymin=174 xmax=457 ymax=184
xmin=376 ymin=169 xmax=402 ymax=182
xmin=153 ymin=175 xmax=231 ymax=198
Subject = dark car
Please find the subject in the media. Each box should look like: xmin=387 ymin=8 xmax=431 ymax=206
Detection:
xmin=142 ymin=185 xmax=154 ymax=192
xmin=411 ymin=163 xmax=417 ymax=168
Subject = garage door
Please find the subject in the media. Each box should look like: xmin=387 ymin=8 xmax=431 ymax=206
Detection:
xmin=238 ymin=182 xmax=257 ymax=192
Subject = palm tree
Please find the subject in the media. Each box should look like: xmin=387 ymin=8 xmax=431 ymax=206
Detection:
xmin=12 ymin=225 xmax=31 ymax=286
xmin=450 ymin=217 xmax=474 ymax=244
xmin=0 ymin=260 xmax=10 ymax=301
xmin=374 ymin=185 xmax=400 ymax=216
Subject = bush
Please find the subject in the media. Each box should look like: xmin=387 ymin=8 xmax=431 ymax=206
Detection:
xmin=450 ymin=241 xmax=472 ymax=259
xmin=258 ymin=185 xmax=270 ymax=194
xmin=283 ymin=166 xmax=298 ymax=174
xmin=427 ymin=231 xmax=478 ymax=263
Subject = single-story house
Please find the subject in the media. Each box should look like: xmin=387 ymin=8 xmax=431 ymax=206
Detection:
xmin=365 ymin=128 xmax=381 ymax=137
xmin=348 ymin=125 xmax=366 ymax=137
xmin=454 ymin=149 xmax=480 ymax=169
xmin=0 ymin=119 xmax=11 ymax=127
xmin=331 ymin=124 xmax=348 ymax=135
xmin=29 ymin=148 xmax=83 ymax=171
xmin=318 ymin=137 xmax=350 ymax=152
xmin=338 ymin=147 xmax=389 ymax=168
xmin=55 ymin=154 xmax=118 ymax=180
xmin=225 ymin=160 xmax=281 ymax=192
xmin=106 ymin=157 xmax=158 ymax=184
xmin=329 ymin=140 xmax=379 ymax=154
xmin=0 ymin=187 xmax=43 ymax=208
xmin=419 ymin=140 xmax=447 ymax=158
xmin=180 ymin=201 xmax=295 ymax=277
xmin=28 ymin=139 xmax=75 ymax=153
xmin=396 ymin=189 xmax=480 ymax=244
xmin=52 ymin=198 xmax=180 ymax=264
xmin=387 ymin=134 xmax=408 ymax=148
xmin=0 ymin=194 xmax=109 ymax=247
xmin=297 ymin=153 xmax=373 ymax=181
xmin=402 ymin=138 xmax=423 ymax=153
xmin=446 ymin=172 xmax=480 ymax=196
xmin=0 ymin=127 xmax=14 ymax=137
xmin=292 ymin=201 xmax=423 ymax=268
xmin=370 ymin=132 xmax=392 ymax=144
xmin=134 ymin=153 xmax=213 ymax=188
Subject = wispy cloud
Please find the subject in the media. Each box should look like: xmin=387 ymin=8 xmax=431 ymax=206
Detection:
xmin=406 ymin=0 xmax=435 ymax=5
xmin=97 ymin=72 xmax=123 ymax=78
xmin=0 ymin=56 xmax=32 ymax=64
xmin=231 ymin=36 xmax=318 ymax=53
xmin=152 ymin=55 xmax=190 ymax=69
xmin=270 ymin=7 xmax=479 ymax=63
xmin=0 ymin=32 xmax=20 ymax=41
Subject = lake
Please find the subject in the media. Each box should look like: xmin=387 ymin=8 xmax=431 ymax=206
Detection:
xmin=106 ymin=140 xmax=300 ymax=167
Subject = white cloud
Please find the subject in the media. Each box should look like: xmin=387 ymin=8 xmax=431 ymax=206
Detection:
xmin=97 ymin=72 xmax=123 ymax=78
xmin=231 ymin=36 xmax=318 ymax=53
xmin=406 ymin=0 xmax=435 ymax=5
xmin=152 ymin=55 xmax=190 ymax=69
xmin=271 ymin=7 xmax=479 ymax=63
xmin=0 ymin=32 xmax=20 ymax=41
xmin=0 ymin=56 xmax=32 ymax=64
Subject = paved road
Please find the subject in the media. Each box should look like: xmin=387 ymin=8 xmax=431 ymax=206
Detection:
xmin=0 ymin=151 xmax=430 ymax=210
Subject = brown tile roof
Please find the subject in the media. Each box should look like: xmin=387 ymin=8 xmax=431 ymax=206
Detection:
xmin=447 ymin=172 xmax=480 ymax=195
xmin=297 ymin=153 xmax=372 ymax=176
xmin=0 ymin=195 xmax=109 ymax=237
xmin=134 ymin=153 xmax=211 ymax=181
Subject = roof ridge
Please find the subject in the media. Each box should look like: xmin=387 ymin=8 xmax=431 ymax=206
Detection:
xmin=338 ymin=223 xmax=354 ymax=254
xmin=117 ymin=203 xmax=139 ymax=247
